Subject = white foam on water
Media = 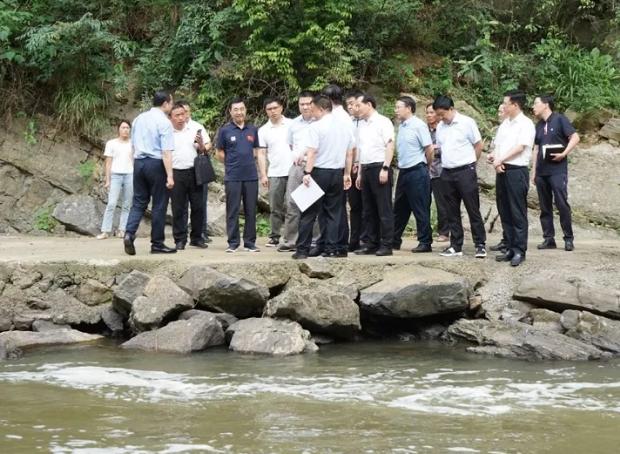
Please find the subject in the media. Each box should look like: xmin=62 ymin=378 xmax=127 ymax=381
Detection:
xmin=5 ymin=434 xmax=23 ymax=440
xmin=1 ymin=362 xmax=619 ymax=417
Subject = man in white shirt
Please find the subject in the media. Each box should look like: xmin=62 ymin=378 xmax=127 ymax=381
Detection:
xmin=180 ymin=100 xmax=212 ymax=244
xmin=345 ymin=89 xmax=366 ymax=251
xmin=433 ymin=95 xmax=486 ymax=258
xmin=487 ymin=90 xmax=535 ymax=266
xmin=293 ymin=94 xmax=354 ymax=259
xmin=278 ymin=91 xmax=315 ymax=252
xmin=257 ymin=97 xmax=293 ymax=248
xmin=170 ymin=102 xmax=208 ymax=250
xmin=354 ymin=94 xmax=395 ymax=256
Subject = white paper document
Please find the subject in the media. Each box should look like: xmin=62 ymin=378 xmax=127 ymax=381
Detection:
xmin=291 ymin=177 xmax=325 ymax=212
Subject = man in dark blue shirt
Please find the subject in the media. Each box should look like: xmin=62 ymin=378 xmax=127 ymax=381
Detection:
xmin=216 ymin=97 xmax=260 ymax=252
xmin=532 ymin=95 xmax=580 ymax=251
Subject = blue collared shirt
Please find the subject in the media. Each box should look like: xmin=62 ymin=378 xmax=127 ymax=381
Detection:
xmin=131 ymin=107 xmax=175 ymax=160
xmin=396 ymin=115 xmax=432 ymax=169
xmin=216 ymin=122 xmax=260 ymax=181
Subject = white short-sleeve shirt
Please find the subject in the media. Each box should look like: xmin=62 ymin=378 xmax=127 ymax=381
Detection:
xmin=306 ymin=112 xmax=355 ymax=169
xmin=172 ymin=125 xmax=198 ymax=170
xmin=493 ymin=112 xmax=536 ymax=166
xmin=258 ymin=117 xmax=293 ymax=177
xmin=287 ymin=115 xmax=313 ymax=161
xmin=435 ymin=112 xmax=482 ymax=169
xmin=104 ymin=138 xmax=133 ymax=174
xmin=357 ymin=111 xmax=394 ymax=164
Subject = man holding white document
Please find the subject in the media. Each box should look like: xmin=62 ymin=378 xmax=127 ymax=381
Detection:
xmin=531 ymin=95 xmax=580 ymax=252
xmin=292 ymin=94 xmax=355 ymax=260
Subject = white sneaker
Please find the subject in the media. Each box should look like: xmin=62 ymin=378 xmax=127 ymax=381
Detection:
xmin=225 ymin=247 xmax=238 ymax=253
xmin=440 ymin=246 xmax=463 ymax=257
xmin=96 ymin=232 xmax=109 ymax=240
xmin=475 ymin=246 xmax=487 ymax=258
xmin=244 ymin=246 xmax=260 ymax=252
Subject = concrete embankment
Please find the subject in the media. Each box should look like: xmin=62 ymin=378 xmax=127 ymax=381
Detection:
xmin=1 ymin=235 xmax=619 ymax=361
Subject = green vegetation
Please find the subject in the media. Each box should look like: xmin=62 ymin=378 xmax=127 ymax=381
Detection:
xmin=77 ymin=160 xmax=96 ymax=183
xmin=1 ymin=0 xmax=618 ymax=132
xmin=33 ymin=206 xmax=57 ymax=232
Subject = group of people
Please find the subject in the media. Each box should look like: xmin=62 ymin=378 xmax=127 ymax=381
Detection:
xmin=99 ymin=85 xmax=579 ymax=266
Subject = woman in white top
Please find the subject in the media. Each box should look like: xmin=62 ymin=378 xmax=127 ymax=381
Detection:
xmin=97 ymin=120 xmax=134 ymax=239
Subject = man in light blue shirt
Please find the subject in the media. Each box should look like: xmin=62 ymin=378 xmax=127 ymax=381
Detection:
xmin=123 ymin=90 xmax=176 ymax=255
xmin=393 ymin=96 xmax=434 ymax=253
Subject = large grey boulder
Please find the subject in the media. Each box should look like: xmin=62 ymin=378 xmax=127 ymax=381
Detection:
xmin=298 ymin=259 xmax=334 ymax=279
xmin=130 ymin=275 xmax=194 ymax=332
xmin=76 ymin=279 xmax=112 ymax=306
xmin=528 ymin=308 xmax=563 ymax=333
xmin=227 ymin=318 xmax=318 ymax=355
xmin=447 ymin=319 xmax=606 ymax=361
xmin=122 ymin=314 xmax=225 ymax=353
xmin=52 ymin=195 xmax=103 ymax=236
xmin=178 ymin=266 xmax=269 ymax=317
xmin=178 ymin=309 xmax=238 ymax=330
xmin=561 ymin=310 xmax=620 ymax=354
xmin=264 ymin=285 xmax=360 ymax=338
xmin=112 ymin=270 xmax=151 ymax=317
xmin=45 ymin=288 xmax=106 ymax=326
xmin=359 ymin=266 xmax=470 ymax=318
xmin=514 ymin=275 xmax=620 ymax=320
xmin=599 ymin=117 xmax=620 ymax=142
xmin=0 ymin=328 xmax=103 ymax=352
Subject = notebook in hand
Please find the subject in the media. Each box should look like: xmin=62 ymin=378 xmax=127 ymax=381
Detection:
xmin=542 ymin=144 xmax=566 ymax=162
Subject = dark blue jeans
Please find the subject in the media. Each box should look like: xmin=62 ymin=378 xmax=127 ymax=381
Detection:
xmin=125 ymin=157 xmax=169 ymax=247
xmin=535 ymin=173 xmax=573 ymax=241
xmin=393 ymin=163 xmax=433 ymax=247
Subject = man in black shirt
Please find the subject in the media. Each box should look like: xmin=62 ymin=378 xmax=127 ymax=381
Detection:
xmin=531 ymin=95 xmax=580 ymax=251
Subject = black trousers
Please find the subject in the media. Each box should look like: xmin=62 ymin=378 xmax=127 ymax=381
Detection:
xmin=125 ymin=157 xmax=169 ymax=247
xmin=496 ymin=166 xmax=529 ymax=254
xmin=393 ymin=164 xmax=432 ymax=247
xmin=441 ymin=163 xmax=486 ymax=250
xmin=431 ymin=176 xmax=450 ymax=237
xmin=348 ymin=168 xmax=365 ymax=247
xmin=297 ymin=168 xmax=344 ymax=254
xmin=171 ymin=168 xmax=204 ymax=245
xmin=225 ymin=180 xmax=258 ymax=249
xmin=361 ymin=164 xmax=394 ymax=249
xmin=535 ymin=173 xmax=573 ymax=241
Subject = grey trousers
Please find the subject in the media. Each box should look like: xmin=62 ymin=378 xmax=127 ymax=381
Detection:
xmin=268 ymin=176 xmax=288 ymax=241
xmin=282 ymin=164 xmax=303 ymax=245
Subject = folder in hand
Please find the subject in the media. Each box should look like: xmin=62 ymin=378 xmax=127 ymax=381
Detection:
xmin=542 ymin=144 xmax=566 ymax=162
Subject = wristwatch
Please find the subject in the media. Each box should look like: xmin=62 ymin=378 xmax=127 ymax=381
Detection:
xmin=381 ymin=165 xmax=389 ymax=171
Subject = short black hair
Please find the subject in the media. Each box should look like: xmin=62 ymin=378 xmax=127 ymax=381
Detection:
xmin=298 ymin=90 xmax=315 ymax=99
xmin=170 ymin=101 xmax=187 ymax=113
xmin=398 ymin=96 xmax=416 ymax=113
xmin=432 ymin=95 xmax=454 ymax=111
xmin=177 ymin=99 xmax=190 ymax=108
xmin=360 ymin=94 xmax=377 ymax=109
xmin=117 ymin=119 xmax=131 ymax=130
xmin=504 ymin=89 xmax=527 ymax=110
xmin=345 ymin=89 xmax=364 ymax=100
xmin=263 ymin=97 xmax=283 ymax=109
xmin=153 ymin=90 xmax=172 ymax=107
xmin=425 ymin=102 xmax=433 ymax=110
xmin=312 ymin=94 xmax=332 ymax=111
xmin=536 ymin=94 xmax=555 ymax=111
xmin=228 ymin=96 xmax=246 ymax=110
xmin=322 ymin=84 xmax=343 ymax=105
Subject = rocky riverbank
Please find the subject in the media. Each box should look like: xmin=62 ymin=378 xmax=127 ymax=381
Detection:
xmin=1 ymin=235 xmax=619 ymax=361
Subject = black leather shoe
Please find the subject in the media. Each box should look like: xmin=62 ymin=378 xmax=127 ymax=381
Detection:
xmin=355 ymin=247 xmax=377 ymax=255
xmin=510 ymin=252 xmax=526 ymax=266
xmin=490 ymin=241 xmax=507 ymax=252
xmin=392 ymin=243 xmax=401 ymax=251
xmin=411 ymin=244 xmax=432 ymax=253
xmin=123 ymin=234 xmax=136 ymax=256
xmin=375 ymin=247 xmax=393 ymax=256
xmin=291 ymin=251 xmax=308 ymax=260
xmin=495 ymin=250 xmax=515 ymax=262
xmin=151 ymin=244 xmax=177 ymax=254
xmin=309 ymin=247 xmax=323 ymax=257
xmin=204 ymin=236 xmax=213 ymax=243
xmin=537 ymin=239 xmax=557 ymax=250
xmin=175 ymin=242 xmax=186 ymax=250
xmin=335 ymin=250 xmax=348 ymax=258
xmin=564 ymin=240 xmax=574 ymax=251
xmin=190 ymin=241 xmax=208 ymax=249
xmin=348 ymin=242 xmax=360 ymax=252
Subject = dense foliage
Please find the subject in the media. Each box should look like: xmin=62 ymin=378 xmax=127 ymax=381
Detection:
xmin=1 ymin=0 xmax=618 ymax=134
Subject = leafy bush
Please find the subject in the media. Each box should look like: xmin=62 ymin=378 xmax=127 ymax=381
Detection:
xmin=34 ymin=207 xmax=57 ymax=232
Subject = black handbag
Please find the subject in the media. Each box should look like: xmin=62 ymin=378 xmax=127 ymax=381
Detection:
xmin=194 ymin=153 xmax=216 ymax=185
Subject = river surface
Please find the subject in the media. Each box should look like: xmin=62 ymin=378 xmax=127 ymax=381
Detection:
xmin=0 ymin=341 xmax=619 ymax=453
